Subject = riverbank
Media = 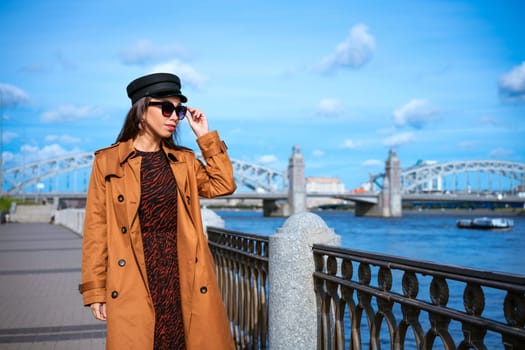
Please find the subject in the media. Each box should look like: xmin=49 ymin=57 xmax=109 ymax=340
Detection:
xmin=210 ymin=206 xmax=525 ymax=217
xmin=389 ymin=208 xmax=524 ymax=216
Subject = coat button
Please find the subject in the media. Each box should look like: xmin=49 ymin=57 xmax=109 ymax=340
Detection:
xmin=111 ymin=291 xmax=119 ymax=299
xmin=121 ymin=226 xmax=127 ymax=234
xmin=200 ymin=286 xmax=208 ymax=294
xmin=117 ymin=194 xmax=124 ymax=202
xmin=118 ymin=259 xmax=126 ymax=267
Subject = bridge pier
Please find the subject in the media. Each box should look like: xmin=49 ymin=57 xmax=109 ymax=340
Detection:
xmin=262 ymin=146 xmax=306 ymax=217
xmin=356 ymin=149 xmax=402 ymax=217
xmin=263 ymin=199 xmax=290 ymax=217
xmin=354 ymin=201 xmax=378 ymax=216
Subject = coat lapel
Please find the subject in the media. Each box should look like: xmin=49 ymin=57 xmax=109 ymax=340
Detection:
xmin=126 ymin=156 xmax=141 ymax=225
xmin=121 ymin=146 xmax=150 ymax=293
xmin=171 ymin=161 xmax=198 ymax=229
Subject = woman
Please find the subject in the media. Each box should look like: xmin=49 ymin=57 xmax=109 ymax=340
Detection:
xmin=79 ymin=72 xmax=237 ymax=349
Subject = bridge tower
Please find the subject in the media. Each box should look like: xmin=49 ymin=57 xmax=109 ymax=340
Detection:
xmin=380 ymin=149 xmax=402 ymax=217
xmin=355 ymin=148 xmax=402 ymax=217
xmin=288 ymin=145 xmax=307 ymax=214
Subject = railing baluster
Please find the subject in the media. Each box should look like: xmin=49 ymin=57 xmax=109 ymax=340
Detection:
xmin=208 ymin=227 xmax=525 ymax=349
xmin=208 ymin=227 xmax=269 ymax=349
xmin=313 ymin=244 xmax=525 ymax=350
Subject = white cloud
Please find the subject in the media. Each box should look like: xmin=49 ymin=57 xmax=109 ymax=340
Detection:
xmin=6 ymin=144 xmax=82 ymax=167
xmin=312 ymin=149 xmax=325 ymax=157
xmin=393 ymin=99 xmax=440 ymax=128
xmin=19 ymin=143 xmax=80 ymax=163
xmin=363 ymin=159 xmax=383 ymax=167
xmin=341 ymin=139 xmax=360 ymax=149
xmin=0 ymin=83 xmax=30 ymax=108
xmin=40 ymin=105 xmax=98 ymax=123
xmin=499 ymin=61 xmax=525 ymax=103
xmin=38 ymin=144 xmax=75 ymax=159
xmin=21 ymin=144 xmax=39 ymax=153
xmin=318 ymin=23 xmax=376 ymax=73
xmin=363 ymin=159 xmax=382 ymax=167
xmin=120 ymin=39 xmax=187 ymax=65
xmin=2 ymin=131 xmax=18 ymax=143
xmin=383 ymin=132 xmax=415 ymax=147
xmin=45 ymin=134 xmax=81 ymax=144
xmin=489 ymin=147 xmax=513 ymax=158
xmin=45 ymin=135 xmax=59 ymax=142
xmin=317 ymin=98 xmax=343 ymax=116
xmin=479 ymin=116 xmax=503 ymax=127
xmin=1 ymin=151 xmax=15 ymax=164
xmin=150 ymin=60 xmax=207 ymax=89
xmin=258 ymin=154 xmax=279 ymax=164
xmin=376 ymin=127 xmax=396 ymax=136
xmin=459 ymin=140 xmax=477 ymax=149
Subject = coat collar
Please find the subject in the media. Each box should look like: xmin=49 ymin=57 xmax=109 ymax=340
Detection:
xmin=117 ymin=139 xmax=181 ymax=166
xmin=97 ymin=139 xmax=184 ymax=178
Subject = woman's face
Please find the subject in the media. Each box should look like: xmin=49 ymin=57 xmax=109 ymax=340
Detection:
xmin=141 ymin=96 xmax=183 ymax=140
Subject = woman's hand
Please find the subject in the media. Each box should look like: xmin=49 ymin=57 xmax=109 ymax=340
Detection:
xmin=186 ymin=107 xmax=209 ymax=138
xmin=90 ymin=302 xmax=107 ymax=321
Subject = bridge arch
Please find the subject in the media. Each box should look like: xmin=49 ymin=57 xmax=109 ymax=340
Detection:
xmin=372 ymin=160 xmax=525 ymax=193
xmin=231 ymin=159 xmax=286 ymax=192
xmin=3 ymin=153 xmax=95 ymax=195
xmin=2 ymin=152 xmax=287 ymax=195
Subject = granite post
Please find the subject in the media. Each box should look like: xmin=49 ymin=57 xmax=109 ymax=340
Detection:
xmin=269 ymin=211 xmax=341 ymax=349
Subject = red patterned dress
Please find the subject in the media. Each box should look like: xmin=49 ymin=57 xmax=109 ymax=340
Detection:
xmin=137 ymin=150 xmax=186 ymax=349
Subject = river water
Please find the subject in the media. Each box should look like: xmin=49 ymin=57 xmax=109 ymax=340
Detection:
xmin=215 ymin=209 xmax=525 ymax=348
xmin=216 ymin=210 xmax=524 ymax=274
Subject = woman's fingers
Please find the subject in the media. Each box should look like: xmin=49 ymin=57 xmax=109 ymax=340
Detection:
xmin=90 ymin=302 xmax=107 ymax=321
xmin=186 ymin=107 xmax=209 ymax=137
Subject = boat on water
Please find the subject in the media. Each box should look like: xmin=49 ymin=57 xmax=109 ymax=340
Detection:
xmin=456 ymin=217 xmax=514 ymax=230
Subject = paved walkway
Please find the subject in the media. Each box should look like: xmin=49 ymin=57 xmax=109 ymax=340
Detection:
xmin=0 ymin=223 xmax=106 ymax=349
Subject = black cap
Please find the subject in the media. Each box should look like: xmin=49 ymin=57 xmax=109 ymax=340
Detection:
xmin=126 ymin=73 xmax=188 ymax=104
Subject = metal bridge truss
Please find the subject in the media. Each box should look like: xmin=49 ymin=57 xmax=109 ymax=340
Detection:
xmin=3 ymin=153 xmax=95 ymax=195
xmin=230 ymin=159 xmax=287 ymax=192
xmin=2 ymin=152 xmax=287 ymax=195
xmin=5 ymin=154 xmax=522 ymax=196
xmin=372 ymin=160 xmax=525 ymax=193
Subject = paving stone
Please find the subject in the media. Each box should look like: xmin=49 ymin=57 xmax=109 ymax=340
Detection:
xmin=0 ymin=223 xmax=106 ymax=349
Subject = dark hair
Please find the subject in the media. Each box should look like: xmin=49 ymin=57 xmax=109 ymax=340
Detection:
xmin=115 ymin=96 xmax=180 ymax=149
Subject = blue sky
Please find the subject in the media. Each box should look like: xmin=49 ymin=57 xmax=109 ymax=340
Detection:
xmin=1 ymin=0 xmax=524 ymax=192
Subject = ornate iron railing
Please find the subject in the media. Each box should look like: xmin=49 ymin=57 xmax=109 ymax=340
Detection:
xmin=313 ymin=244 xmax=525 ymax=350
xmin=207 ymin=227 xmax=269 ymax=350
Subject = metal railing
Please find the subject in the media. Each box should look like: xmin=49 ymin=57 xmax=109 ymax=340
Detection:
xmin=313 ymin=244 xmax=525 ymax=350
xmin=207 ymin=227 xmax=269 ymax=350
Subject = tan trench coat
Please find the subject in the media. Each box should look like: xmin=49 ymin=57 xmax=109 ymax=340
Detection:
xmin=80 ymin=131 xmax=236 ymax=349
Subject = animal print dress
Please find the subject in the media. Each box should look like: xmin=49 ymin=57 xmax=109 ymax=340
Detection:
xmin=137 ymin=150 xmax=186 ymax=349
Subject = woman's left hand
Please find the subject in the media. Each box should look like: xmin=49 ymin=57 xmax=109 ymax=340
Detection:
xmin=186 ymin=107 xmax=209 ymax=138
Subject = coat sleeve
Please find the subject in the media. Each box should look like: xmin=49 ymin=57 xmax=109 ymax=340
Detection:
xmin=79 ymin=154 xmax=108 ymax=306
xmin=195 ymin=130 xmax=237 ymax=198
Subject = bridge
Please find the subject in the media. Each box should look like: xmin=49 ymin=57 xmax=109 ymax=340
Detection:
xmin=371 ymin=159 xmax=525 ymax=194
xmin=2 ymin=148 xmax=524 ymax=217
xmin=1 ymin=153 xmax=288 ymax=196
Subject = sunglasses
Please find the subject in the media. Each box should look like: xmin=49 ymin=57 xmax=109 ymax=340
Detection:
xmin=148 ymin=101 xmax=187 ymax=120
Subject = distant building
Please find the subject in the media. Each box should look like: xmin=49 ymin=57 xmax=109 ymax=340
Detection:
xmin=306 ymin=177 xmax=346 ymax=194
xmin=305 ymin=177 xmax=346 ymax=208
xmin=356 ymin=182 xmax=372 ymax=192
